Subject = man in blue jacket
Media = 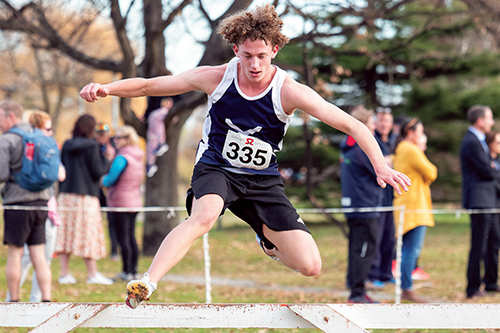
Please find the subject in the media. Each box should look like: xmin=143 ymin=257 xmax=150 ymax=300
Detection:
xmin=340 ymin=106 xmax=383 ymax=303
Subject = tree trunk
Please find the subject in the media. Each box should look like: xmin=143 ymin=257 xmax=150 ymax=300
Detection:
xmin=143 ymin=109 xmax=191 ymax=255
xmin=142 ymin=91 xmax=207 ymax=255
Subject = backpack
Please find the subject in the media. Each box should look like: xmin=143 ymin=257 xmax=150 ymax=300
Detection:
xmin=8 ymin=127 xmax=61 ymax=192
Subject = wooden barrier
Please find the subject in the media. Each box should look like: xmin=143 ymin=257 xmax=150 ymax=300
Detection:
xmin=2 ymin=302 xmax=500 ymax=332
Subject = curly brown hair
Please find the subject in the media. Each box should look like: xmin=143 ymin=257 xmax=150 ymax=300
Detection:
xmin=217 ymin=4 xmax=289 ymax=49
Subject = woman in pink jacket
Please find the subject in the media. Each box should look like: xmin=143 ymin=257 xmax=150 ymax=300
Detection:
xmin=102 ymin=125 xmax=144 ymax=281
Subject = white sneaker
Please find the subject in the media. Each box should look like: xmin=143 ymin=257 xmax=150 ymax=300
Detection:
xmin=125 ymin=273 xmax=157 ymax=309
xmin=58 ymin=274 xmax=77 ymax=284
xmin=87 ymin=272 xmax=114 ymax=285
xmin=147 ymin=164 xmax=158 ymax=178
xmin=154 ymin=144 xmax=169 ymax=157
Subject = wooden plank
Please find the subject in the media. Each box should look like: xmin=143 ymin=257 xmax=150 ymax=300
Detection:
xmin=82 ymin=303 xmax=316 ymax=329
xmin=1 ymin=303 xmax=500 ymax=331
xmin=288 ymin=304 xmax=368 ymax=333
xmin=330 ymin=303 xmax=500 ymax=329
xmin=31 ymin=303 xmax=109 ymax=333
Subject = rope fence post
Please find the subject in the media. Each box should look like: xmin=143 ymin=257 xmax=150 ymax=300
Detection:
xmin=203 ymin=232 xmax=212 ymax=303
xmin=395 ymin=205 xmax=405 ymax=304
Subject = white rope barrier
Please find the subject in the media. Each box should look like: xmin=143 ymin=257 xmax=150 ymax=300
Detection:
xmin=3 ymin=203 xmax=500 ymax=215
xmin=1 ymin=202 xmax=495 ymax=305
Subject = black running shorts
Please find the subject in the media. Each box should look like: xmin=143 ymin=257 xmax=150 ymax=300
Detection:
xmin=3 ymin=200 xmax=48 ymax=247
xmin=186 ymin=162 xmax=310 ymax=249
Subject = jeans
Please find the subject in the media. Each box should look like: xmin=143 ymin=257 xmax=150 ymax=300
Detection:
xmin=401 ymin=226 xmax=427 ymax=291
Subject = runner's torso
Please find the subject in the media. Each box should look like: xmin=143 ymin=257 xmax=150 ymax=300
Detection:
xmin=195 ymin=57 xmax=292 ymax=176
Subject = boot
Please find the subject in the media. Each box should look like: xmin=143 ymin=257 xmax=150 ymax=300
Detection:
xmin=401 ymin=290 xmax=427 ymax=303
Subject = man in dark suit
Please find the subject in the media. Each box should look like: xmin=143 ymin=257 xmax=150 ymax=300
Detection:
xmin=460 ymin=105 xmax=499 ymax=298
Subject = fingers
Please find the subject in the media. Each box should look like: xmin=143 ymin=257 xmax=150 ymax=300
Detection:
xmin=79 ymin=83 xmax=109 ymax=102
xmin=379 ymin=171 xmax=411 ymax=196
xmin=393 ymin=172 xmax=411 ymax=195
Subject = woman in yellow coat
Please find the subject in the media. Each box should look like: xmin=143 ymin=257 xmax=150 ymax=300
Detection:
xmin=393 ymin=117 xmax=437 ymax=303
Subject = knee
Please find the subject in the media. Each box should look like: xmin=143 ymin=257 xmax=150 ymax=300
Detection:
xmin=299 ymin=258 xmax=322 ymax=277
xmin=190 ymin=208 xmax=219 ymax=232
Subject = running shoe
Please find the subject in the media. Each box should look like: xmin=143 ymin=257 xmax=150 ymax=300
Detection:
xmin=125 ymin=273 xmax=157 ymax=309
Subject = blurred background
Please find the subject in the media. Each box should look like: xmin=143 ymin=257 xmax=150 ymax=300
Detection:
xmin=1 ymin=0 xmax=499 ymax=254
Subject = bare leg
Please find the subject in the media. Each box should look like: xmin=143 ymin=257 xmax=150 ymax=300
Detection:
xmin=84 ymin=258 xmax=98 ymax=278
xmin=6 ymin=245 xmax=24 ymax=301
xmin=28 ymin=244 xmax=52 ymax=301
xmin=58 ymin=253 xmax=71 ymax=277
xmin=146 ymin=194 xmax=224 ymax=283
xmin=262 ymin=225 xmax=322 ymax=276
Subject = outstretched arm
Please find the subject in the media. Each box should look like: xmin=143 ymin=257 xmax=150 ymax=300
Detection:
xmin=79 ymin=65 xmax=226 ymax=102
xmin=282 ymin=78 xmax=411 ymax=194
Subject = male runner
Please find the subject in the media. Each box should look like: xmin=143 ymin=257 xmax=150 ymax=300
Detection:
xmin=80 ymin=4 xmax=411 ymax=308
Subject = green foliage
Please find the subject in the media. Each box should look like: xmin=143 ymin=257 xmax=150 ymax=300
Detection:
xmin=277 ymin=121 xmax=341 ymax=204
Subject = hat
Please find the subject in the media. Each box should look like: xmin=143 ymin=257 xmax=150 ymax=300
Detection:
xmin=95 ymin=123 xmax=110 ymax=132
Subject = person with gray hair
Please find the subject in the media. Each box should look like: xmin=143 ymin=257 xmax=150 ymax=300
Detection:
xmin=0 ymin=100 xmax=52 ymax=302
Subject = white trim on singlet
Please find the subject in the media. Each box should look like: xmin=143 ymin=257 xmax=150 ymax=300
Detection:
xmin=195 ymin=114 xmax=211 ymax=164
xmin=208 ymin=59 xmax=237 ymax=104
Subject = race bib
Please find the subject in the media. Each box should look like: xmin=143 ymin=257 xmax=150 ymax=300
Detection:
xmin=222 ymin=130 xmax=273 ymax=170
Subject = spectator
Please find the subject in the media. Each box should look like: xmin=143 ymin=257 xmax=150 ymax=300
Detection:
xmin=368 ymin=107 xmax=397 ymax=288
xmin=409 ymin=133 xmax=432 ymax=281
xmin=486 ymin=132 xmax=500 ymax=264
xmin=393 ymin=117 xmax=437 ymax=303
xmin=146 ymin=97 xmax=173 ymax=177
xmin=101 ymin=125 xmax=144 ymax=281
xmin=55 ymin=114 xmax=114 ymax=285
xmin=5 ymin=110 xmax=65 ymax=302
xmin=340 ymin=106 xmax=383 ymax=303
xmin=0 ymin=101 xmax=52 ymax=302
xmin=460 ymin=105 xmax=499 ymax=299
xmin=95 ymin=123 xmax=119 ymax=262
xmin=375 ymin=107 xmax=397 ymax=153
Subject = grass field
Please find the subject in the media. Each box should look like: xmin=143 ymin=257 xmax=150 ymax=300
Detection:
xmin=0 ymin=210 xmax=498 ymax=332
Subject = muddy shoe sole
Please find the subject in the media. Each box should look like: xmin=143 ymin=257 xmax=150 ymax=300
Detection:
xmin=125 ymin=281 xmax=150 ymax=309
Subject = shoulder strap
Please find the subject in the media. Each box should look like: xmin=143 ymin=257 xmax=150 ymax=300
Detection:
xmin=7 ymin=127 xmax=26 ymax=139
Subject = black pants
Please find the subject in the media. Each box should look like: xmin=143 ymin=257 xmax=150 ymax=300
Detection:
xmin=466 ymin=213 xmax=500 ymax=297
xmin=108 ymin=212 xmax=139 ymax=275
xmin=347 ymin=217 xmax=378 ymax=299
xmin=368 ymin=211 xmax=395 ymax=282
